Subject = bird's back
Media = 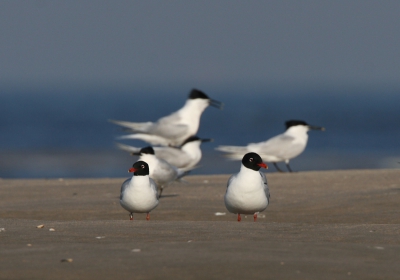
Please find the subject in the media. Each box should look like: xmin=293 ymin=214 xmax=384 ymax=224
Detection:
xmin=249 ymin=133 xmax=306 ymax=161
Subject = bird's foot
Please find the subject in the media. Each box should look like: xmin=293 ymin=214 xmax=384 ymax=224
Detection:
xmin=129 ymin=213 xmax=133 ymax=221
xmin=146 ymin=213 xmax=150 ymax=221
xmin=254 ymin=213 xmax=257 ymax=222
xmin=237 ymin=213 xmax=241 ymax=222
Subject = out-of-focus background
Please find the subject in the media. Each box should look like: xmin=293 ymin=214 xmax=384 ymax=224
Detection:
xmin=1 ymin=1 xmax=399 ymax=178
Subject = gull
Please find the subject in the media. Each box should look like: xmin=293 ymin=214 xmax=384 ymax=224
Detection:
xmin=110 ymin=89 xmax=223 ymax=146
xmin=116 ymin=136 xmax=212 ymax=171
xmin=134 ymin=146 xmax=188 ymax=197
xmin=216 ymin=120 xmax=325 ymax=172
xmin=120 ymin=161 xmax=159 ymax=221
xmin=224 ymin=152 xmax=270 ymax=222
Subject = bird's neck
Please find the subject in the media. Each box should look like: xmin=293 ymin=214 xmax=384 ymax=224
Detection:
xmin=177 ymin=99 xmax=208 ymax=131
xmin=130 ymin=175 xmax=150 ymax=188
xmin=236 ymin=165 xmax=263 ymax=189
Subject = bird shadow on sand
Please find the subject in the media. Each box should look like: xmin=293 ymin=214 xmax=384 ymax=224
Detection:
xmin=159 ymin=194 xmax=180 ymax=199
xmin=115 ymin=194 xmax=179 ymax=199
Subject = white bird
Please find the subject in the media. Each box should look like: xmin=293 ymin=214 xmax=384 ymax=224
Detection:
xmin=224 ymin=152 xmax=270 ymax=222
xmin=216 ymin=120 xmax=325 ymax=172
xmin=116 ymin=136 xmax=212 ymax=171
xmin=110 ymin=89 xmax=223 ymax=146
xmin=120 ymin=161 xmax=159 ymax=221
xmin=134 ymin=146 xmax=188 ymax=197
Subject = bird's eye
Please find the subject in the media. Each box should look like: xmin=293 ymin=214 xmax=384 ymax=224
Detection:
xmin=141 ymin=165 xmax=145 ymax=168
xmin=249 ymin=158 xmax=253 ymax=162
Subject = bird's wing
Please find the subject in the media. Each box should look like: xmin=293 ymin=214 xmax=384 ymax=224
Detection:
xmin=149 ymin=178 xmax=159 ymax=199
xmin=153 ymin=159 xmax=179 ymax=183
xmin=120 ymin=178 xmax=131 ymax=200
xmin=251 ymin=134 xmax=301 ymax=159
xmin=109 ymin=119 xmax=154 ymax=132
xmin=155 ymin=147 xmax=192 ymax=169
xmin=156 ymin=110 xmax=182 ymax=125
xmin=226 ymin=174 xmax=237 ymax=191
xmin=147 ymin=122 xmax=189 ymax=139
xmin=260 ymin=172 xmax=270 ymax=202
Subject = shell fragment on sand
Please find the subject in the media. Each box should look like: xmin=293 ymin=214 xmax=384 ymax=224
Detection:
xmin=214 ymin=212 xmax=226 ymax=216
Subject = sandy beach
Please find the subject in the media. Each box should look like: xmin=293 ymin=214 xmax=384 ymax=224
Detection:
xmin=1 ymin=169 xmax=399 ymax=279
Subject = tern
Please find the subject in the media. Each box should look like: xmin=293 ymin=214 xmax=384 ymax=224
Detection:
xmin=120 ymin=161 xmax=159 ymax=221
xmin=216 ymin=120 xmax=325 ymax=172
xmin=116 ymin=136 xmax=212 ymax=171
xmin=134 ymin=146 xmax=188 ymax=197
xmin=224 ymin=152 xmax=270 ymax=222
xmin=110 ymin=89 xmax=223 ymax=146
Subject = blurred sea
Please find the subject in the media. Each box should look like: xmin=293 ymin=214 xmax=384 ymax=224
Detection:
xmin=1 ymin=86 xmax=399 ymax=178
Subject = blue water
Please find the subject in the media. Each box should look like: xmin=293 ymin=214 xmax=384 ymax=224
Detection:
xmin=1 ymin=86 xmax=399 ymax=178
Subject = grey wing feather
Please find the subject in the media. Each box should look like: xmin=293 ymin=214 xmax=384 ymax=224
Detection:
xmin=260 ymin=172 xmax=270 ymax=203
xmin=226 ymin=174 xmax=237 ymax=192
xmin=109 ymin=119 xmax=154 ymax=132
xmin=153 ymin=160 xmax=179 ymax=184
xmin=156 ymin=110 xmax=182 ymax=125
xmin=253 ymin=134 xmax=294 ymax=154
xmin=120 ymin=178 xmax=131 ymax=200
xmin=155 ymin=147 xmax=191 ymax=168
xmin=148 ymin=123 xmax=189 ymax=139
xmin=252 ymin=134 xmax=303 ymax=159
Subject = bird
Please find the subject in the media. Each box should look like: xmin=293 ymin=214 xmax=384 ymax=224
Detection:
xmin=216 ymin=120 xmax=325 ymax=172
xmin=133 ymin=146 xmax=188 ymax=197
xmin=110 ymin=89 xmax=223 ymax=146
xmin=224 ymin=152 xmax=270 ymax=222
xmin=115 ymin=136 xmax=212 ymax=171
xmin=119 ymin=161 xmax=159 ymax=221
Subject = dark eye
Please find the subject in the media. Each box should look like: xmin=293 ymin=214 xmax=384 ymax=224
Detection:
xmin=249 ymin=158 xmax=253 ymax=162
xmin=141 ymin=165 xmax=145 ymax=168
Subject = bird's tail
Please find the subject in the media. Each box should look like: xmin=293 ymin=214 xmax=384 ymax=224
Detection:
xmin=109 ymin=119 xmax=153 ymax=133
xmin=115 ymin=142 xmax=141 ymax=154
xmin=215 ymin=145 xmax=249 ymax=160
xmin=173 ymin=168 xmax=193 ymax=184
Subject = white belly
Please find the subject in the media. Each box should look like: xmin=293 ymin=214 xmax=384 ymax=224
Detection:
xmin=120 ymin=180 xmax=158 ymax=213
xmin=224 ymin=172 xmax=268 ymax=214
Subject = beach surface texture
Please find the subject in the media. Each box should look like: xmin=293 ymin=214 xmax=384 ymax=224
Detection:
xmin=1 ymin=169 xmax=399 ymax=279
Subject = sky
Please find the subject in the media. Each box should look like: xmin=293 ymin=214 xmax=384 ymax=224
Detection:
xmin=1 ymin=0 xmax=400 ymax=93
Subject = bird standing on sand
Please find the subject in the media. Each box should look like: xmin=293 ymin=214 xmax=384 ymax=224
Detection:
xmin=224 ymin=152 xmax=270 ymax=222
xmin=134 ymin=146 xmax=188 ymax=197
xmin=116 ymin=136 xmax=212 ymax=171
xmin=120 ymin=161 xmax=159 ymax=221
xmin=110 ymin=89 xmax=223 ymax=147
xmin=216 ymin=120 xmax=325 ymax=172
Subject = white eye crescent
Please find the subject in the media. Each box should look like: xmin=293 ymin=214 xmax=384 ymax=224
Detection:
xmin=141 ymin=165 xmax=145 ymax=168
xmin=249 ymin=158 xmax=253 ymax=162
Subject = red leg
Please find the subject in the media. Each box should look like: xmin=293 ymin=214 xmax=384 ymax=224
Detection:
xmin=129 ymin=213 xmax=133 ymax=220
xmin=146 ymin=213 xmax=150 ymax=221
xmin=237 ymin=213 xmax=241 ymax=222
xmin=254 ymin=213 xmax=257 ymax=222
